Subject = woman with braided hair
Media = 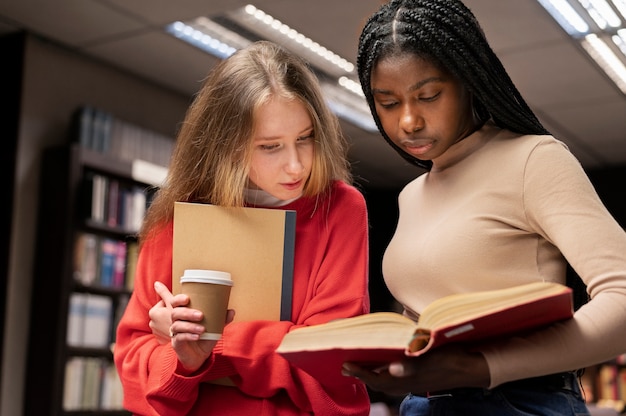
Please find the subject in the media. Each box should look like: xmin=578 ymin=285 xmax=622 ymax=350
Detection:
xmin=342 ymin=0 xmax=626 ymax=414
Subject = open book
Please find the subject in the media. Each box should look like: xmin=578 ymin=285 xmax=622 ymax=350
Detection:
xmin=277 ymin=281 xmax=573 ymax=385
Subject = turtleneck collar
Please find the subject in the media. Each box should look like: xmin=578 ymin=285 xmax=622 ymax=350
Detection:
xmin=430 ymin=120 xmax=501 ymax=172
xmin=244 ymin=187 xmax=300 ymax=207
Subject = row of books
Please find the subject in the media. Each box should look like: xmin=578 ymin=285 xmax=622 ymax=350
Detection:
xmin=596 ymin=364 xmax=626 ymax=404
xmin=63 ymin=356 xmax=124 ymax=411
xmin=72 ymin=105 xmax=174 ymax=168
xmin=84 ymin=172 xmax=149 ymax=233
xmin=73 ymin=232 xmax=138 ymax=291
xmin=66 ymin=292 xmax=129 ymax=349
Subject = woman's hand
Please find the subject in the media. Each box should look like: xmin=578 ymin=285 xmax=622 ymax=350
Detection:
xmin=149 ymin=281 xmax=235 ymax=373
xmin=149 ymin=281 xmax=184 ymax=344
xmin=341 ymin=345 xmax=490 ymax=396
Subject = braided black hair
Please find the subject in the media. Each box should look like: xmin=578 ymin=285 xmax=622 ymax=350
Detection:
xmin=357 ymin=0 xmax=549 ymax=171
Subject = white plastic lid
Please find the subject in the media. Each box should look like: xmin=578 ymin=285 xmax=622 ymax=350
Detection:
xmin=180 ymin=269 xmax=233 ymax=286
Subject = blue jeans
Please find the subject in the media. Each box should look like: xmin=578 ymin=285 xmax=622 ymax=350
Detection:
xmin=399 ymin=372 xmax=590 ymax=416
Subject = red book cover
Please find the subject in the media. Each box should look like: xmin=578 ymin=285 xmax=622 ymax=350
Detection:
xmin=277 ymin=282 xmax=573 ymax=386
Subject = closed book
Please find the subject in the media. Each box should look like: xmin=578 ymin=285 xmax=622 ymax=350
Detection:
xmin=172 ymin=202 xmax=296 ymax=322
xmin=112 ymin=240 xmax=127 ymax=288
xmin=277 ymin=281 xmax=574 ymax=386
xmin=125 ymin=241 xmax=138 ymax=291
xmin=82 ymin=294 xmax=112 ymax=348
xmin=63 ymin=357 xmax=85 ymax=411
xmin=99 ymin=239 xmax=117 ymax=287
xmin=66 ymin=292 xmax=87 ymax=346
xmin=73 ymin=232 xmax=98 ymax=286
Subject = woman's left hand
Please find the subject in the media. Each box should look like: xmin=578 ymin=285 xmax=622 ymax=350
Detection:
xmin=341 ymin=344 xmax=490 ymax=396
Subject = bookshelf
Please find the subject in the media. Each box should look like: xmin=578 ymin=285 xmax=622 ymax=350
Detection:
xmin=582 ymin=356 xmax=626 ymax=414
xmin=24 ymin=140 xmax=167 ymax=416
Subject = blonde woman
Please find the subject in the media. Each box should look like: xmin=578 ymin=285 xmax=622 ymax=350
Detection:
xmin=114 ymin=41 xmax=371 ymax=415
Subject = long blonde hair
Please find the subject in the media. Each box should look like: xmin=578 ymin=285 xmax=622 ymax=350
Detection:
xmin=140 ymin=41 xmax=351 ymax=242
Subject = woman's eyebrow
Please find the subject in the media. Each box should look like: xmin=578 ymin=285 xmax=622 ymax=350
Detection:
xmin=372 ymin=76 xmax=445 ymax=95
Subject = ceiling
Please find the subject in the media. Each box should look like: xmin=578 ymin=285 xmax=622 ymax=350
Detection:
xmin=1 ymin=0 xmax=626 ymax=190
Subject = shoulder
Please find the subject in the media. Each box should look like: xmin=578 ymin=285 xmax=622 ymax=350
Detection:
xmin=474 ymin=128 xmax=577 ymax=178
xmin=140 ymin=221 xmax=173 ymax=250
xmin=327 ymin=180 xmax=367 ymax=209
xmin=501 ymin=133 xmax=582 ymax=174
xmin=315 ymin=181 xmax=368 ymax=221
xmin=493 ymin=129 xmax=569 ymax=158
xmin=330 ymin=180 xmax=365 ymax=199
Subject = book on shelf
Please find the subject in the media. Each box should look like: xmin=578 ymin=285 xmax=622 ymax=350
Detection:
xmin=63 ymin=357 xmax=124 ymax=411
xmin=125 ymin=240 xmax=139 ymax=291
xmin=82 ymin=172 xmax=149 ymax=232
xmin=277 ymin=281 xmax=574 ymax=385
xmin=66 ymin=292 xmax=87 ymax=347
xmin=73 ymin=232 xmax=99 ymax=286
xmin=66 ymin=293 xmax=114 ymax=349
xmin=99 ymin=238 xmax=117 ymax=287
xmin=73 ymin=232 xmax=132 ymax=289
xmin=71 ymin=105 xmax=175 ymax=168
xmin=82 ymin=294 xmax=113 ymax=349
xmin=172 ymin=202 xmax=296 ymax=323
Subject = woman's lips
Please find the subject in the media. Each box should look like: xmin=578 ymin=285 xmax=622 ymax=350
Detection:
xmin=402 ymin=140 xmax=433 ymax=157
xmin=282 ymin=180 xmax=302 ymax=191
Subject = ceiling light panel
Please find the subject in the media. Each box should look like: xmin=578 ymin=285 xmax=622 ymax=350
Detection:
xmin=164 ymin=4 xmax=372 ymax=130
xmin=165 ymin=17 xmax=252 ymax=59
xmin=538 ymin=0 xmax=626 ymax=95
xmin=223 ymin=5 xmax=355 ymax=79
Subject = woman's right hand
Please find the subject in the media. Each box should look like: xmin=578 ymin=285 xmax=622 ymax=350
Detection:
xmin=150 ymin=281 xmax=235 ymax=373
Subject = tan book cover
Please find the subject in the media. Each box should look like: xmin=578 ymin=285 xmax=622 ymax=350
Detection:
xmin=172 ymin=202 xmax=296 ymax=322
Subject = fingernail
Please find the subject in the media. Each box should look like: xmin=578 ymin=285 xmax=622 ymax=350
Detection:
xmin=389 ymin=362 xmax=404 ymax=376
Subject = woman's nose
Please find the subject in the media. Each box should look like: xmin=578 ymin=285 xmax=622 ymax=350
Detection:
xmin=399 ymin=105 xmax=423 ymax=133
xmin=284 ymin=147 xmax=304 ymax=173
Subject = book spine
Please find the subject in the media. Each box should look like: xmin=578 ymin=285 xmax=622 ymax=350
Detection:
xmin=112 ymin=240 xmax=127 ymax=288
xmin=73 ymin=232 xmax=99 ymax=286
xmin=125 ymin=241 xmax=138 ymax=291
xmin=82 ymin=294 xmax=112 ymax=349
xmin=281 ymin=210 xmax=297 ymax=321
xmin=99 ymin=239 xmax=117 ymax=287
xmin=66 ymin=292 xmax=87 ymax=347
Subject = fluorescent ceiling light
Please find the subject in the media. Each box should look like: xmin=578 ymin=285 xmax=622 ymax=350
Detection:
xmin=537 ymin=0 xmax=626 ymax=95
xmin=224 ymin=5 xmax=355 ymax=78
xmin=165 ymin=17 xmax=251 ymax=59
xmin=537 ymin=0 xmax=590 ymax=35
xmin=582 ymin=33 xmax=626 ymax=93
xmin=613 ymin=28 xmax=626 ymax=54
xmin=164 ymin=4 xmax=372 ymax=130
xmin=612 ymin=0 xmax=626 ymax=19
xmin=578 ymin=0 xmax=621 ymax=29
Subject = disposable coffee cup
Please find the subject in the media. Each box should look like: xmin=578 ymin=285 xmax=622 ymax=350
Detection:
xmin=180 ymin=269 xmax=233 ymax=340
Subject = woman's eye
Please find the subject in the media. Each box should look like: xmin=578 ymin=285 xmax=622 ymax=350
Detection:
xmin=259 ymin=143 xmax=280 ymax=151
xmin=420 ymin=91 xmax=441 ymax=102
xmin=297 ymin=133 xmax=314 ymax=143
xmin=377 ymin=101 xmax=397 ymax=109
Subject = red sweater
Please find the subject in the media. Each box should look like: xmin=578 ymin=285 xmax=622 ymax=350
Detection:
xmin=114 ymin=181 xmax=371 ymax=415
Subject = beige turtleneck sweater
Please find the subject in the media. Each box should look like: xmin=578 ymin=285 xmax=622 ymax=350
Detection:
xmin=383 ymin=121 xmax=626 ymax=388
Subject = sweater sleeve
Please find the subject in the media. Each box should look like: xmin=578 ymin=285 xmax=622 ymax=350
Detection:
xmin=480 ymin=138 xmax=626 ymax=387
xmin=114 ymin=223 xmax=211 ymax=415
